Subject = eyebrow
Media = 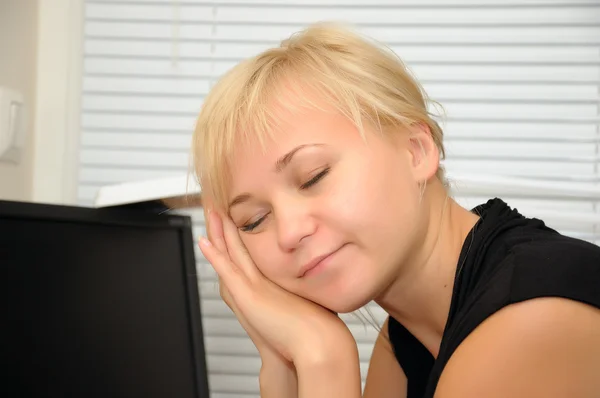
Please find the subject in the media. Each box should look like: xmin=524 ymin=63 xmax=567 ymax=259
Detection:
xmin=228 ymin=144 xmax=323 ymax=210
xmin=275 ymin=144 xmax=321 ymax=172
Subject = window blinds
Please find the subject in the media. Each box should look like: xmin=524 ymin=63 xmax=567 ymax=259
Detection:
xmin=78 ymin=1 xmax=600 ymax=396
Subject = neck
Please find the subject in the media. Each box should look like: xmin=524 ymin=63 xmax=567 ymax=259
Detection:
xmin=375 ymin=182 xmax=480 ymax=357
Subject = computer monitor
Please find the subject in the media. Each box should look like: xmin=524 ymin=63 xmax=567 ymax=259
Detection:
xmin=0 ymin=200 xmax=210 ymax=398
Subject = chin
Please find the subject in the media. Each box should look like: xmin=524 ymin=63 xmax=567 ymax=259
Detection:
xmin=329 ymin=301 xmax=368 ymax=314
xmin=327 ymin=299 xmax=372 ymax=314
xmin=299 ymin=254 xmax=382 ymax=313
xmin=318 ymin=285 xmax=376 ymax=314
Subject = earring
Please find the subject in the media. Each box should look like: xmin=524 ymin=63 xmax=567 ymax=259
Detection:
xmin=418 ymin=180 xmax=427 ymax=204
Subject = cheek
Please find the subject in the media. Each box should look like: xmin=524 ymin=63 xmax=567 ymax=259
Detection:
xmin=332 ymin=155 xmax=418 ymax=224
xmin=241 ymin=234 xmax=287 ymax=280
xmin=326 ymin=154 xmax=421 ymax=249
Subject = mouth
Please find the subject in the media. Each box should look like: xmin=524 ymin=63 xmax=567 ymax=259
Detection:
xmin=298 ymin=244 xmax=346 ymax=278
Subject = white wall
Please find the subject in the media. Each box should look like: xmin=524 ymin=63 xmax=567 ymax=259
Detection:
xmin=0 ymin=0 xmax=38 ymax=201
xmin=30 ymin=0 xmax=83 ymax=205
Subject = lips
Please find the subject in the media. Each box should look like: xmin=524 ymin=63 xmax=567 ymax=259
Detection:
xmin=298 ymin=245 xmax=345 ymax=278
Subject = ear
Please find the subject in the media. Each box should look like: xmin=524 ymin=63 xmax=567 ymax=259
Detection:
xmin=406 ymin=123 xmax=440 ymax=182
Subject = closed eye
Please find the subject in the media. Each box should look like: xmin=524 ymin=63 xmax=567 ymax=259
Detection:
xmin=240 ymin=168 xmax=330 ymax=233
xmin=240 ymin=214 xmax=268 ymax=233
xmin=300 ymin=167 xmax=330 ymax=190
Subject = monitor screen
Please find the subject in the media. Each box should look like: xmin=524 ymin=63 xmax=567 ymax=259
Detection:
xmin=0 ymin=201 xmax=209 ymax=398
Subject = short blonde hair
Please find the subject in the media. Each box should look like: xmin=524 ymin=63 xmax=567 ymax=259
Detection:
xmin=191 ymin=22 xmax=445 ymax=212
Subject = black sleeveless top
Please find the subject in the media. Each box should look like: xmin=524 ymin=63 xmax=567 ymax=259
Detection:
xmin=388 ymin=198 xmax=600 ymax=398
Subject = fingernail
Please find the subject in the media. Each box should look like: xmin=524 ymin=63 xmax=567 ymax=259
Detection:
xmin=199 ymin=237 xmax=212 ymax=247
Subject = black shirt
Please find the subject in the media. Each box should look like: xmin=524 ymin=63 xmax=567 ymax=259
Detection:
xmin=388 ymin=198 xmax=600 ymax=398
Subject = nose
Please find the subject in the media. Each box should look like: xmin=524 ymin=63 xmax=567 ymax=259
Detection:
xmin=274 ymin=202 xmax=317 ymax=252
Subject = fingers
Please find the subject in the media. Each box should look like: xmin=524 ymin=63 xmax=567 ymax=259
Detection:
xmin=202 ymin=196 xmax=215 ymax=240
xmin=219 ymin=280 xmax=246 ymax=322
xmin=218 ymin=278 xmax=268 ymax=350
xmin=206 ymin=210 xmax=229 ymax=256
xmin=221 ymin=216 xmax=261 ymax=280
xmin=218 ymin=278 xmax=234 ymax=308
xmin=199 ymin=237 xmax=245 ymax=291
xmin=202 ymin=196 xmax=229 ymax=257
xmin=201 ymin=205 xmax=261 ymax=285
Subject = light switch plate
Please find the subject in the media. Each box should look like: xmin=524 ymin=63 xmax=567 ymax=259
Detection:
xmin=0 ymin=87 xmax=25 ymax=164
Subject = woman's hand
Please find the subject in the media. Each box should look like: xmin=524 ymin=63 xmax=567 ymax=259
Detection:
xmin=201 ymin=205 xmax=297 ymax=398
xmin=199 ymin=205 xmax=362 ymax=398
xmin=199 ymin=209 xmax=355 ymax=365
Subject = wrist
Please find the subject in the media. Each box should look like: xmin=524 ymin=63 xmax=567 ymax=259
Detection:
xmin=259 ymin=359 xmax=298 ymax=398
xmin=294 ymin=340 xmax=361 ymax=398
xmin=292 ymin=328 xmax=357 ymax=366
xmin=260 ymin=355 xmax=295 ymax=376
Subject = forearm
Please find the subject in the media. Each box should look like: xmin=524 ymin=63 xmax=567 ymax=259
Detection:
xmin=259 ymin=360 xmax=298 ymax=398
xmin=295 ymin=342 xmax=362 ymax=398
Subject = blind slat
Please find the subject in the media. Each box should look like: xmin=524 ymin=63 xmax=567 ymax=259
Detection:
xmin=83 ymin=77 xmax=599 ymax=104
xmin=86 ymin=39 xmax=600 ymax=66
xmin=78 ymin=140 xmax=599 ymax=163
xmin=85 ymin=3 xmax=600 ymax=25
xmin=84 ymin=57 xmax=600 ymax=82
xmin=203 ymin=335 xmax=377 ymax=362
xmin=81 ymin=94 xmax=598 ymax=118
xmin=86 ymin=0 xmax=600 ymax=6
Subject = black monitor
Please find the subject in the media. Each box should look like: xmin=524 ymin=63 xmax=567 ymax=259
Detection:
xmin=0 ymin=200 xmax=210 ymax=398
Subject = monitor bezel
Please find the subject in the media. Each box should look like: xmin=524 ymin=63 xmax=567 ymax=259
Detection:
xmin=0 ymin=199 xmax=210 ymax=398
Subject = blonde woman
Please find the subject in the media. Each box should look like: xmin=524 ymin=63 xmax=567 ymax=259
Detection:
xmin=192 ymin=23 xmax=600 ymax=398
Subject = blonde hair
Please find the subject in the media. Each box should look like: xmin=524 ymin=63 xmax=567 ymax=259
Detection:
xmin=191 ymin=22 xmax=446 ymax=212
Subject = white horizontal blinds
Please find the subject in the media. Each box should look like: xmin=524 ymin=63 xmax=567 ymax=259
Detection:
xmin=78 ymin=1 xmax=600 ymax=397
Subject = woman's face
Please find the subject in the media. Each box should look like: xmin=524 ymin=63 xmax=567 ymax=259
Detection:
xmin=226 ymin=104 xmax=436 ymax=313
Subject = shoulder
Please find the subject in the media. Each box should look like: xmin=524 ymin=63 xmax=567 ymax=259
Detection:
xmin=433 ymin=229 xmax=600 ymax=397
xmin=460 ymin=217 xmax=600 ymax=309
xmin=435 ymin=296 xmax=600 ymax=398
xmin=510 ymin=231 xmax=600 ymax=267
xmin=507 ymin=233 xmax=600 ymax=306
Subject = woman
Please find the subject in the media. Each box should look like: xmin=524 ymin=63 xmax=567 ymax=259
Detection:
xmin=192 ymin=23 xmax=600 ymax=398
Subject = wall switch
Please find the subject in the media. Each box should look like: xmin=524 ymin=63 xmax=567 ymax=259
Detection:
xmin=0 ymin=87 xmax=25 ymax=164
